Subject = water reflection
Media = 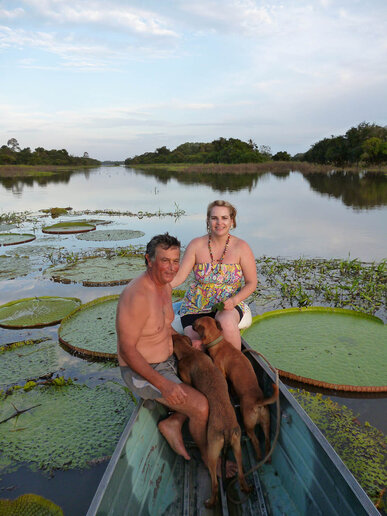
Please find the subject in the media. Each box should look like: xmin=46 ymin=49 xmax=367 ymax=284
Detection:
xmin=303 ymin=171 xmax=387 ymax=209
xmin=127 ymin=166 xmax=264 ymax=193
xmin=0 ymin=168 xmax=93 ymax=196
xmin=127 ymin=167 xmax=387 ymax=209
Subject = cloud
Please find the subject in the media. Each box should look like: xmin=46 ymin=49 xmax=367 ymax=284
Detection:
xmin=21 ymin=0 xmax=178 ymax=37
xmin=0 ymin=7 xmax=25 ymax=19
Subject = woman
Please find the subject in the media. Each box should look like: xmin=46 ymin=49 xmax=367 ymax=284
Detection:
xmin=171 ymin=200 xmax=257 ymax=350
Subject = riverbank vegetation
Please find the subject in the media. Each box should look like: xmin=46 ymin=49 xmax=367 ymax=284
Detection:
xmin=125 ymin=122 xmax=387 ymax=170
xmin=0 ymin=138 xmax=100 ymax=174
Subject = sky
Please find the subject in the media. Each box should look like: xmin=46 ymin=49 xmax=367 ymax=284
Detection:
xmin=1 ymin=0 xmax=386 ymax=161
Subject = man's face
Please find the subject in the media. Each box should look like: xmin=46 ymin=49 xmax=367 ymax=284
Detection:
xmin=147 ymin=245 xmax=180 ymax=285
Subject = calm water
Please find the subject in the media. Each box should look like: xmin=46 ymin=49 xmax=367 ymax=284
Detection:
xmin=0 ymin=166 xmax=386 ymax=515
xmin=1 ymin=166 xmax=386 ymax=261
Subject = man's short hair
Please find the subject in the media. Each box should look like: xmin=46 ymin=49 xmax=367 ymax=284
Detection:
xmin=145 ymin=233 xmax=181 ymax=266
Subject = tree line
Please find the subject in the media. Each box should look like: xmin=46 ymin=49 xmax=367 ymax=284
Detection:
xmin=0 ymin=138 xmax=100 ymax=167
xmin=125 ymin=122 xmax=386 ymax=166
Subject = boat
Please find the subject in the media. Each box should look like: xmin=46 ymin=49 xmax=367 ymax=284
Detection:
xmin=86 ymin=336 xmax=378 ymax=516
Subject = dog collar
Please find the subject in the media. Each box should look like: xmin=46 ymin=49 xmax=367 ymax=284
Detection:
xmin=205 ymin=335 xmax=223 ymax=349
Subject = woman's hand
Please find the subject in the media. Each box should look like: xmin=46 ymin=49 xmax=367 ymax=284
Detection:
xmin=222 ymin=297 xmax=236 ymax=311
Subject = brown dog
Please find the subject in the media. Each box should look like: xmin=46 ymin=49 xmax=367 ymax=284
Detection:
xmin=172 ymin=334 xmax=251 ymax=508
xmin=192 ymin=316 xmax=279 ymax=461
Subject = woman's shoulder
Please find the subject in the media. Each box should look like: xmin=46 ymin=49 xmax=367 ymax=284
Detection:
xmin=186 ymin=234 xmax=208 ymax=249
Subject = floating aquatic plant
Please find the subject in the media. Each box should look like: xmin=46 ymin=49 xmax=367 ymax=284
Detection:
xmin=44 ymin=255 xmax=145 ymax=286
xmin=0 ymin=233 xmax=36 ymax=246
xmin=76 ymin=229 xmax=145 ymax=241
xmin=59 ymin=296 xmax=119 ymax=359
xmin=254 ymin=256 xmax=387 ymax=318
xmin=42 ymin=221 xmax=96 ymax=234
xmin=242 ymin=307 xmax=387 ymax=392
xmin=0 ymin=339 xmax=61 ymax=389
xmin=0 ymin=296 xmax=81 ymax=329
xmin=40 ymin=207 xmax=72 ymax=218
xmin=0 ymin=382 xmax=134 ymax=473
xmin=0 ymin=493 xmax=63 ymax=515
xmin=0 ymin=255 xmax=34 ymax=280
xmin=291 ymin=389 xmax=387 ymax=505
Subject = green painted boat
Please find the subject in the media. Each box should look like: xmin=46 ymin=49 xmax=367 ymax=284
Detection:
xmin=86 ymin=341 xmax=378 ymax=516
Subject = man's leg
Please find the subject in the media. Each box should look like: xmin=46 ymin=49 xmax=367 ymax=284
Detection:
xmin=157 ymin=383 xmax=209 ymax=464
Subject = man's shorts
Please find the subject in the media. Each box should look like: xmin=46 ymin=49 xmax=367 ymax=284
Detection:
xmin=120 ymin=354 xmax=182 ymax=400
xmin=181 ymin=305 xmax=243 ymax=329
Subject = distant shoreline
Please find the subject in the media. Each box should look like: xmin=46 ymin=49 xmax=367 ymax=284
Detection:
xmin=0 ymin=164 xmax=100 ymax=178
xmin=1 ymin=161 xmax=386 ymax=178
xmin=126 ymin=161 xmax=387 ymax=175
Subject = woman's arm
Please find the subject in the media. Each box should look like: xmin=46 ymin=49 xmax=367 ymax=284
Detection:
xmin=222 ymin=240 xmax=257 ymax=310
xmin=170 ymin=239 xmax=198 ymax=288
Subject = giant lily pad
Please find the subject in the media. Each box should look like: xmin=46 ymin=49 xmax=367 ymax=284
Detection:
xmin=76 ymin=229 xmax=145 ymax=241
xmin=0 ymin=382 xmax=134 ymax=472
xmin=242 ymin=307 xmax=387 ymax=392
xmin=0 ymin=297 xmax=82 ymax=329
xmin=59 ymin=296 xmax=119 ymax=358
xmin=0 ymin=256 xmax=34 ymax=280
xmin=0 ymin=338 xmax=59 ymax=388
xmin=42 ymin=221 xmax=96 ymax=234
xmin=0 ymin=233 xmax=36 ymax=246
xmin=44 ymin=255 xmax=145 ymax=286
xmin=0 ymin=494 xmax=63 ymax=516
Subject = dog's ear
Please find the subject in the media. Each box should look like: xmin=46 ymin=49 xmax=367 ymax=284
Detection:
xmin=215 ymin=319 xmax=223 ymax=331
xmin=183 ymin=335 xmax=193 ymax=346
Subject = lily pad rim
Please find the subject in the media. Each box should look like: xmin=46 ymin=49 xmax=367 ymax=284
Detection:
xmin=0 ymin=232 xmax=37 ymax=246
xmin=242 ymin=306 xmax=386 ymax=393
xmin=242 ymin=306 xmax=385 ymax=331
xmin=0 ymin=296 xmax=82 ymax=329
xmin=58 ymin=294 xmax=119 ymax=359
xmin=42 ymin=221 xmax=96 ymax=234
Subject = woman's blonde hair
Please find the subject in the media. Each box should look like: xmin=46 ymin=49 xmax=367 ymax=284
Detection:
xmin=206 ymin=200 xmax=237 ymax=231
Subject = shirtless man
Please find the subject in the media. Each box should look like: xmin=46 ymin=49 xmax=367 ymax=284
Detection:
xmin=116 ymin=233 xmax=208 ymax=462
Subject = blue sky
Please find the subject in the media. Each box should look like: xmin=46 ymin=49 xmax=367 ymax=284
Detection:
xmin=1 ymin=0 xmax=386 ymax=161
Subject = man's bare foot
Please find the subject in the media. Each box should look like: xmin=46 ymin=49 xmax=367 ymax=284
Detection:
xmin=158 ymin=415 xmax=191 ymax=460
xmin=216 ymin=458 xmax=238 ymax=478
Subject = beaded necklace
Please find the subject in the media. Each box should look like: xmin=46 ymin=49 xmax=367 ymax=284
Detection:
xmin=208 ymin=233 xmax=230 ymax=269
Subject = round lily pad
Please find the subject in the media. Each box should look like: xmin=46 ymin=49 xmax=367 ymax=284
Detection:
xmin=59 ymin=296 xmax=118 ymax=358
xmin=42 ymin=222 xmax=96 ymax=234
xmin=0 ymin=338 xmax=59 ymax=388
xmin=0 ymin=494 xmax=63 ymax=516
xmin=0 ymin=233 xmax=36 ymax=246
xmin=0 ymin=297 xmax=82 ymax=329
xmin=242 ymin=307 xmax=387 ymax=392
xmin=76 ymin=229 xmax=145 ymax=241
xmin=44 ymin=255 xmax=145 ymax=286
xmin=0 ymin=255 xmax=34 ymax=280
xmin=0 ymin=382 xmax=134 ymax=472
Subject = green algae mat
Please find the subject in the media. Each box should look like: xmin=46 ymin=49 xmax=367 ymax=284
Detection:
xmin=242 ymin=307 xmax=387 ymax=392
xmin=44 ymin=255 xmax=145 ymax=286
xmin=42 ymin=221 xmax=96 ymax=234
xmin=59 ymin=296 xmax=119 ymax=358
xmin=0 ymin=297 xmax=81 ymax=329
xmin=76 ymin=229 xmax=145 ymax=241
xmin=0 ymin=233 xmax=36 ymax=246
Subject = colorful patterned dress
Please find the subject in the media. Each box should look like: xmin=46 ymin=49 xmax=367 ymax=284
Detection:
xmin=179 ymin=262 xmax=248 ymax=317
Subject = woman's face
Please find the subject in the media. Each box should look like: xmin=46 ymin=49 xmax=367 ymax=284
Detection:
xmin=208 ymin=206 xmax=233 ymax=236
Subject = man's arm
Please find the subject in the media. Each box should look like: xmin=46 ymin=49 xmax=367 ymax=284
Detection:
xmin=116 ymin=288 xmax=187 ymax=405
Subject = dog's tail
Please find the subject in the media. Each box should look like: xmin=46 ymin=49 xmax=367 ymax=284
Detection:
xmin=258 ymin=383 xmax=279 ymax=406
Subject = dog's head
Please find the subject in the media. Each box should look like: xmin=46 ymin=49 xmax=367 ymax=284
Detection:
xmin=172 ymin=333 xmax=193 ymax=359
xmin=192 ymin=316 xmax=222 ymax=342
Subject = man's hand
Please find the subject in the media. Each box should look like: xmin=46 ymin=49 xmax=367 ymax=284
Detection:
xmin=161 ymin=380 xmax=188 ymax=405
